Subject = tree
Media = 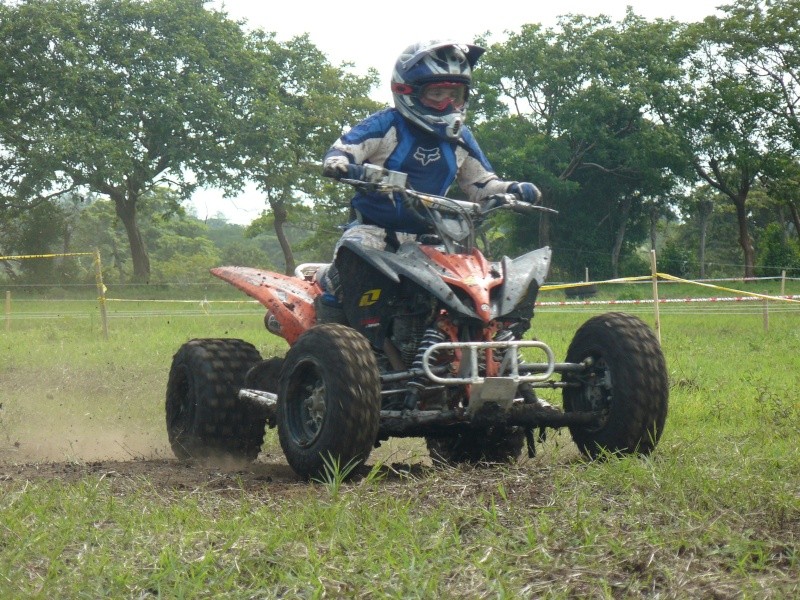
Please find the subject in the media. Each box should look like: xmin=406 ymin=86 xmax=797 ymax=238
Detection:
xmin=649 ymin=7 xmax=792 ymax=278
xmin=70 ymin=187 xmax=222 ymax=285
xmin=758 ymin=223 xmax=800 ymax=277
xmin=237 ymin=33 xmax=380 ymax=274
xmin=0 ymin=199 xmax=66 ymax=284
xmin=762 ymin=158 xmax=800 ymax=240
xmin=718 ymin=0 xmax=800 ymax=149
xmin=473 ymin=12 xmax=689 ymax=278
xmin=0 ymin=0 xmax=260 ymax=282
xmin=678 ymin=187 xmax=717 ymax=278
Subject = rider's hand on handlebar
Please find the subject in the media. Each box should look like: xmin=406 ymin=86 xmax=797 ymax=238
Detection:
xmin=322 ymin=156 xmax=349 ymax=178
xmin=483 ymin=195 xmax=509 ymax=211
xmin=508 ymin=182 xmax=541 ymax=205
xmin=322 ymin=156 xmax=365 ymax=181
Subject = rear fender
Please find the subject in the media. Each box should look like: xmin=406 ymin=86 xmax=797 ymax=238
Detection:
xmin=210 ymin=266 xmax=319 ymax=345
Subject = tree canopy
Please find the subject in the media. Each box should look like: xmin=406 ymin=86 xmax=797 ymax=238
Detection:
xmin=2 ymin=0 xmax=799 ymax=284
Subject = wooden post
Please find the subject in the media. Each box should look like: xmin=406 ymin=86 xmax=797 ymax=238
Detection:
xmin=781 ymin=270 xmax=786 ymax=296
xmin=94 ymin=249 xmax=109 ymax=340
xmin=585 ymin=267 xmax=589 ymax=283
xmin=650 ymin=250 xmax=661 ymax=344
xmin=4 ymin=291 xmax=10 ymax=332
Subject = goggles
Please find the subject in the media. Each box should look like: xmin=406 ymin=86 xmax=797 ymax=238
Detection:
xmin=419 ymin=82 xmax=468 ymax=111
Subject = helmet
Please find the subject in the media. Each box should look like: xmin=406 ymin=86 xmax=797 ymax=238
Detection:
xmin=391 ymin=40 xmax=485 ymax=140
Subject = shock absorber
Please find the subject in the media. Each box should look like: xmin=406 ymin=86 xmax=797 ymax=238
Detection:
xmin=403 ymin=327 xmax=447 ymax=410
xmin=410 ymin=327 xmax=447 ymax=373
xmin=492 ymin=328 xmax=515 ymax=375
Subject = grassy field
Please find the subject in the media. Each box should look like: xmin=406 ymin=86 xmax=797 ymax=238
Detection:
xmin=1 ymin=279 xmax=798 ymax=598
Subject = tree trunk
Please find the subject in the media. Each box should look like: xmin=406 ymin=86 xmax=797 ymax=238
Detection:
xmin=698 ymin=200 xmax=713 ymax=279
xmin=649 ymin=203 xmax=658 ymax=250
xmin=271 ymin=199 xmax=295 ymax=275
xmin=692 ymin=160 xmax=755 ymax=279
xmin=611 ymin=196 xmax=632 ymax=278
xmin=788 ymin=200 xmax=800 ymax=241
xmin=732 ymin=195 xmax=755 ymax=278
xmin=113 ymin=192 xmax=150 ymax=283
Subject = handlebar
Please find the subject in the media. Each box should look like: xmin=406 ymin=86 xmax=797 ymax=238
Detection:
xmin=335 ymin=166 xmax=558 ymax=217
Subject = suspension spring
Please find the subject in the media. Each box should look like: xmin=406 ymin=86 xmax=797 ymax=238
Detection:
xmin=411 ymin=327 xmax=448 ymax=373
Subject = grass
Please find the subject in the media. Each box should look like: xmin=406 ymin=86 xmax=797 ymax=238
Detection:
xmin=1 ymin=281 xmax=799 ymax=598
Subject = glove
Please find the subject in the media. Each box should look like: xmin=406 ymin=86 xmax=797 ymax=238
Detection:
xmin=323 ymin=156 xmax=350 ymax=178
xmin=322 ymin=156 xmax=365 ymax=180
xmin=508 ymin=182 xmax=541 ymax=204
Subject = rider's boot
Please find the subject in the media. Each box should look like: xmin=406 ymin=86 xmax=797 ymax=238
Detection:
xmin=315 ymin=265 xmax=347 ymax=325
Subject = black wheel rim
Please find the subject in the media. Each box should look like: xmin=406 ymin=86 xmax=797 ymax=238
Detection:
xmin=572 ymin=356 xmax=612 ymax=432
xmin=285 ymin=360 xmax=327 ymax=448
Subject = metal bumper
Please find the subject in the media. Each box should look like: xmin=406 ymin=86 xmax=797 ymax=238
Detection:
xmin=421 ymin=339 xmax=556 ymax=384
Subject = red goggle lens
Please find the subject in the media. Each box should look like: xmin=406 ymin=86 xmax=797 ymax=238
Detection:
xmin=419 ymin=82 xmax=467 ymax=111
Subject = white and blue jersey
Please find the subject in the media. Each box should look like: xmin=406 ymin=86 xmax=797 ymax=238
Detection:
xmin=324 ymin=108 xmax=512 ymax=234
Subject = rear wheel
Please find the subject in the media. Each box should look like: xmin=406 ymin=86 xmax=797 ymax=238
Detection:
xmin=277 ymin=324 xmax=381 ymax=480
xmin=166 ymin=338 xmax=265 ymax=462
xmin=562 ymin=312 xmax=668 ymax=458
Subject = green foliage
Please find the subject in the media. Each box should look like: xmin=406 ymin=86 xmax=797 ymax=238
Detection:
xmin=0 ymin=200 xmax=66 ymax=283
xmin=618 ymin=252 xmax=650 ymax=278
xmin=474 ymin=13 xmax=689 ymax=278
xmin=659 ymin=239 xmax=701 ymax=278
xmin=757 ymin=223 xmax=800 ymax=277
xmin=3 ymin=0 xmax=800 ymax=284
xmin=312 ymin=454 xmax=363 ymax=499
xmin=219 ymin=241 xmax=274 ymax=271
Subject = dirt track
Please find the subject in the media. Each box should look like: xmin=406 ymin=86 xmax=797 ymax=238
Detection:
xmin=0 ymin=435 xmax=453 ymax=496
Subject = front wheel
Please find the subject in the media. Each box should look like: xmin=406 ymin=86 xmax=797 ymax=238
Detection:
xmin=562 ymin=312 xmax=668 ymax=458
xmin=166 ymin=338 xmax=265 ymax=462
xmin=277 ymin=324 xmax=381 ymax=480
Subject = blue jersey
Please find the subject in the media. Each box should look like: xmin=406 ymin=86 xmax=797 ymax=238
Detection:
xmin=325 ymin=108 xmax=510 ymax=234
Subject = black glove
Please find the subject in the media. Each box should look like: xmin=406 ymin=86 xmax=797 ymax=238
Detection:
xmin=508 ymin=182 xmax=541 ymax=204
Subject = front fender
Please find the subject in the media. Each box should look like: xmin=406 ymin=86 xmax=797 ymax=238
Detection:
xmin=494 ymin=247 xmax=552 ymax=317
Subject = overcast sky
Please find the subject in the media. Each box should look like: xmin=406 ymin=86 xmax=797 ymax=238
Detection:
xmin=195 ymin=0 xmax=725 ymax=224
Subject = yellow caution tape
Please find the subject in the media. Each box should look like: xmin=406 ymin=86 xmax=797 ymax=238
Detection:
xmin=542 ymin=273 xmax=799 ymax=304
xmin=104 ymin=298 xmax=259 ymax=304
xmin=657 ymin=273 xmax=800 ymax=304
xmin=541 ymin=275 xmax=650 ymax=292
xmin=0 ymin=252 xmax=94 ymax=260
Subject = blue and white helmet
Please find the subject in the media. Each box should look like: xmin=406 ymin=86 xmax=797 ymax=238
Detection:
xmin=391 ymin=40 xmax=485 ymax=140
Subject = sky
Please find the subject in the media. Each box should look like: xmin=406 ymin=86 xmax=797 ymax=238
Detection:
xmin=193 ymin=0 xmax=725 ymax=224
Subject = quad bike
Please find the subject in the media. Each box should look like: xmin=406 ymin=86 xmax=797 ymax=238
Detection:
xmin=165 ymin=166 xmax=669 ymax=479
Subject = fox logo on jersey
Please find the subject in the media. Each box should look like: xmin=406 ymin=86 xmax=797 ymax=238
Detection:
xmin=413 ymin=146 xmax=441 ymax=166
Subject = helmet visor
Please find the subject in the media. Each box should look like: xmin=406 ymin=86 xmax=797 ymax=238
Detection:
xmin=419 ymin=82 xmax=468 ymax=111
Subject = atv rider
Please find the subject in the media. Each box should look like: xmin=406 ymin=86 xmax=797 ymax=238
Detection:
xmin=320 ymin=40 xmax=540 ymax=347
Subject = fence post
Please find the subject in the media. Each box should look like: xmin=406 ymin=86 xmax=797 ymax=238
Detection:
xmin=781 ymin=270 xmax=786 ymax=296
xmin=650 ymin=250 xmax=661 ymax=344
xmin=4 ymin=290 xmax=10 ymax=331
xmin=94 ymin=249 xmax=109 ymax=340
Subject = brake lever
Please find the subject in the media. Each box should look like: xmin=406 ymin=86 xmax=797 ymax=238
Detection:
xmin=483 ymin=194 xmax=559 ymax=215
